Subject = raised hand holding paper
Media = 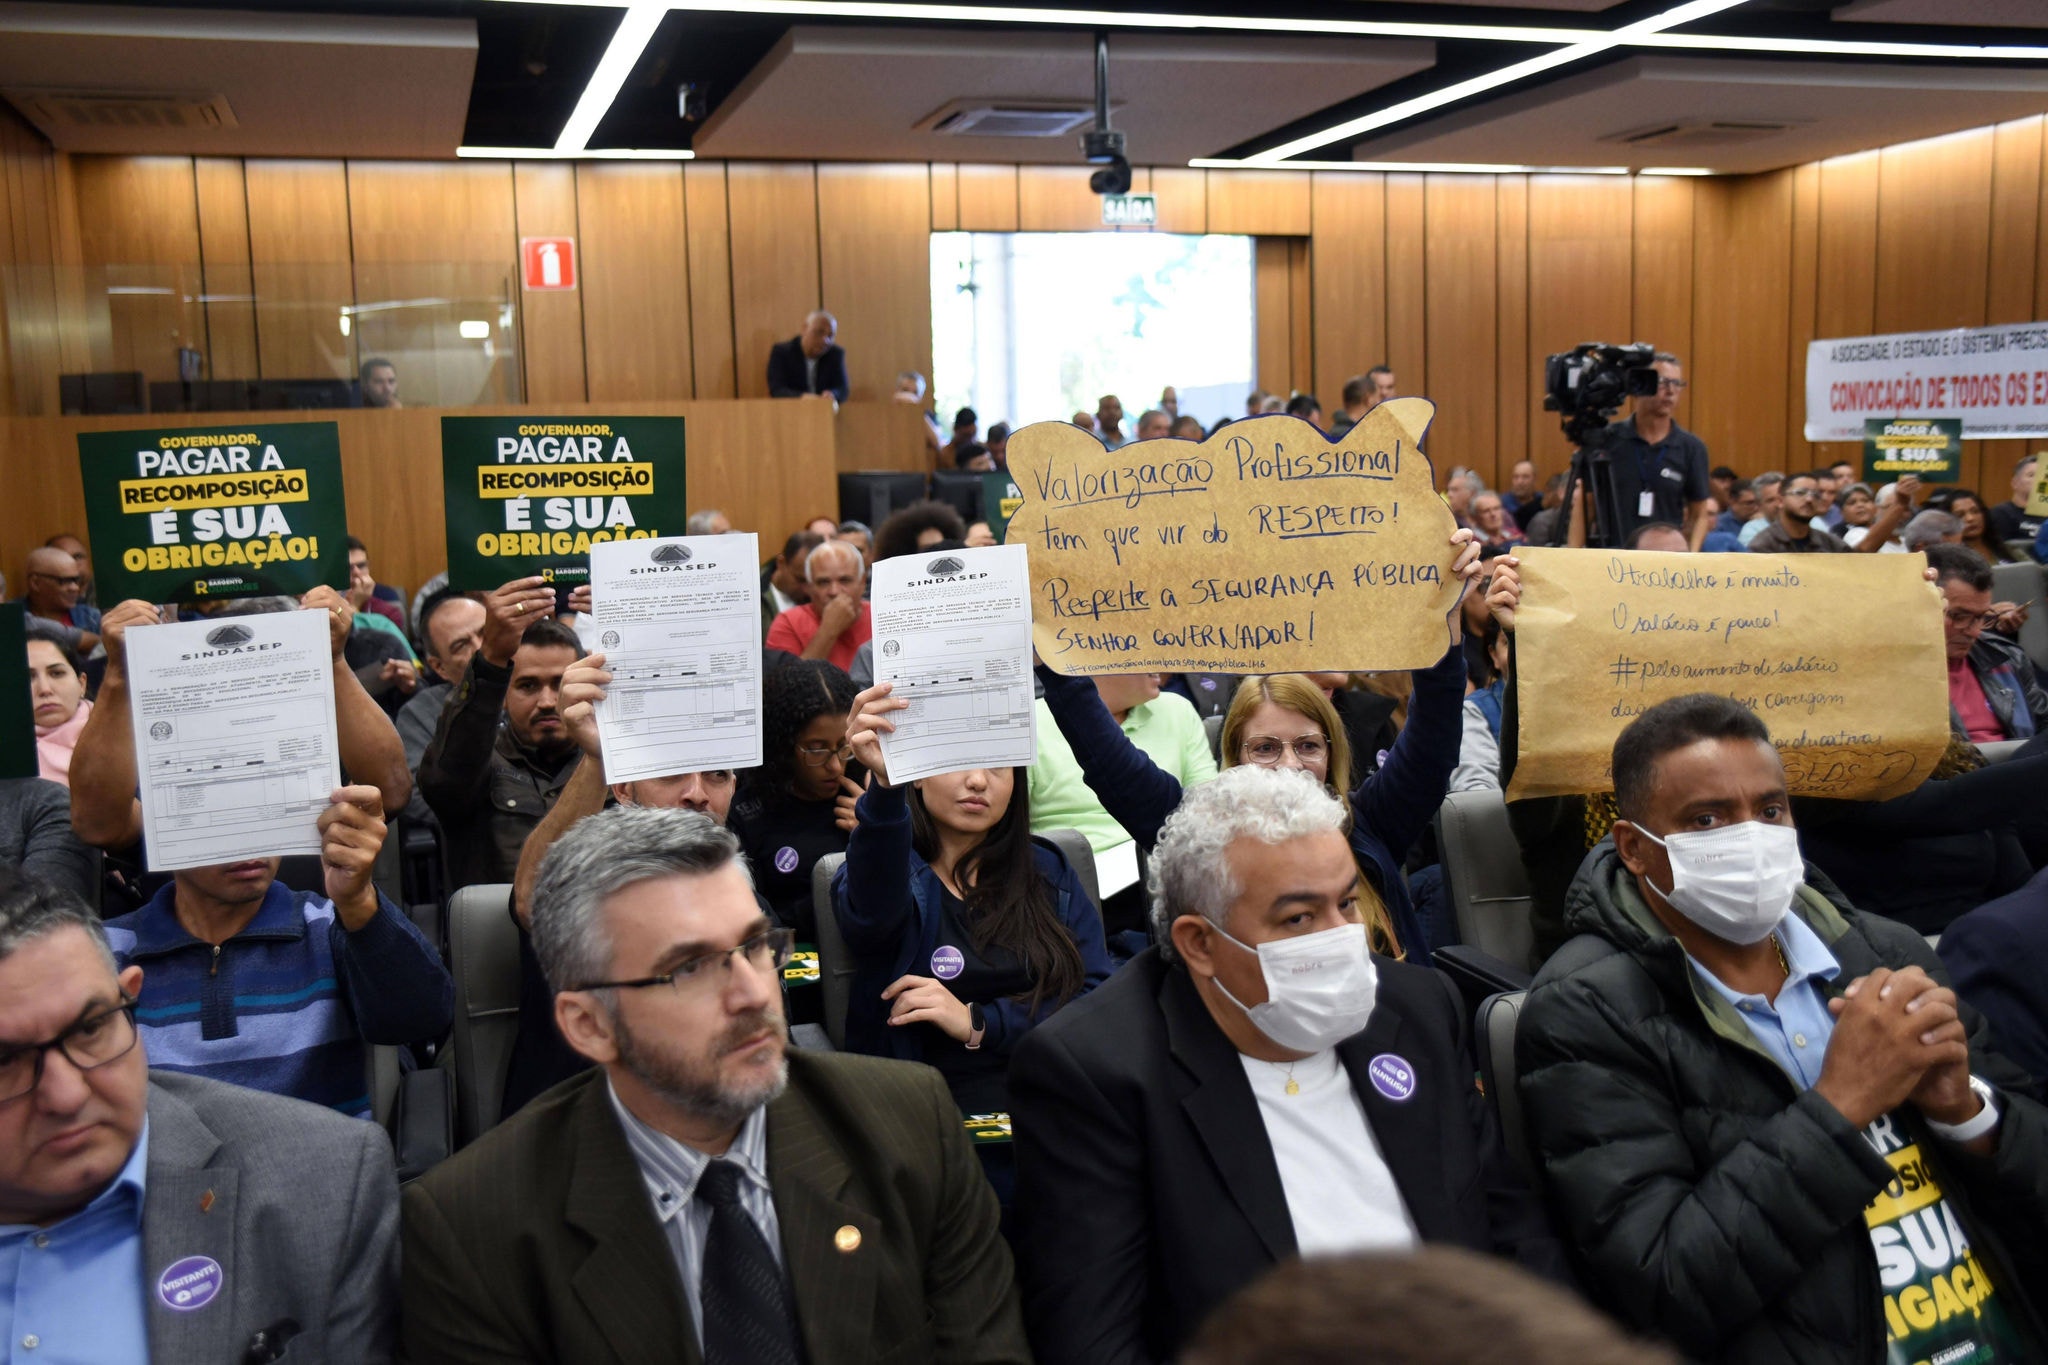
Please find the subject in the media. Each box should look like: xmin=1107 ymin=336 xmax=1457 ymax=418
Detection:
xmin=1004 ymin=401 xmax=1462 ymax=675
xmin=125 ymin=609 xmax=340 ymax=871
xmin=1508 ymin=547 xmax=1948 ymax=801
xmin=870 ymin=543 xmax=1036 ymax=785
xmin=586 ymin=534 xmax=763 ymax=783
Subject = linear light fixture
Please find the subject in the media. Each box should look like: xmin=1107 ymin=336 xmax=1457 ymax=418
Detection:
xmin=555 ymin=0 xmax=669 ymax=153
xmin=457 ymin=146 xmax=697 ymax=159
xmin=1187 ymin=159 xmax=1718 ymax=176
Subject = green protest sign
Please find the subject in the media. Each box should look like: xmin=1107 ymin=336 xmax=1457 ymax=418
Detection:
xmin=77 ymin=422 xmax=349 ymax=605
xmin=0 ymin=606 xmax=36 ymax=780
xmin=1863 ymin=417 xmax=1960 ymax=484
xmin=440 ymin=416 xmax=686 ymax=589
xmin=982 ymin=473 xmax=1022 ymax=544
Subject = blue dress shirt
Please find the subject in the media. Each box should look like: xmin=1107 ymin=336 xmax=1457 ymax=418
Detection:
xmin=0 ymin=1123 xmax=149 ymax=1364
xmin=1687 ymin=914 xmax=1841 ymax=1090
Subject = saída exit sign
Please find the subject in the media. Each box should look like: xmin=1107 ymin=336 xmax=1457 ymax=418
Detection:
xmin=1100 ymin=194 xmax=1157 ymax=227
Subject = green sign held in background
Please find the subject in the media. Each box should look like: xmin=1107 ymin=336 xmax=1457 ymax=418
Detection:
xmin=1863 ymin=417 xmax=1961 ymax=484
xmin=440 ymin=416 xmax=687 ymax=589
xmin=77 ymin=422 xmax=349 ymax=605
xmin=983 ymin=473 xmax=1023 ymax=545
xmin=0 ymin=606 xmax=35 ymax=780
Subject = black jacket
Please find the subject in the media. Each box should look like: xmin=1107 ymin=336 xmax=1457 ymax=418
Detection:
xmin=767 ymin=337 xmax=849 ymax=401
xmin=1518 ymin=842 xmax=2048 ymax=1363
xmin=1010 ymin=946 xmax=1563 ymax=1365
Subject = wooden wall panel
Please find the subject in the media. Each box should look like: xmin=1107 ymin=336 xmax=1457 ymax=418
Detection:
xmin=194 ymin=158 xmax=257 ymax=386
xmin=956 ymin=164 xmax=1018 ymax=232
xmin=0 ymin=105 xmax=86 ymax=417
xmin=1980 ymin=119 xmax=2041 ymax=488
xmin=1875 ymin=128 xmax=1995 ymax=335
xmin=726 ymin=162 xmax=820 ymax=398
xmin=683 ymin=162 xmax=737 ymax=401
xmin=346 ymin=160 xmax=520 ymax=406
xmin=1150 ymin=167 xmax=1207 ymax=234
xmin=512 ymin=161 xmax=588 ymax=404
xmin=1631 ymin=175 xmax=1694 ymax=371
xmin=818 ymin=163 xmax=931 ymax=402
xmin=574 ymin=163 xmax=692 ymax=402
xmin=1254 ymin=237 xmax=1295 ymax=401
xmin=1495 ymin=175 xmax=1530 ymax=474
xmin=1421 ymin=174 xmax=1494 ymax=483
xmin=71 ymin=156 xmax=203 ymax=385
xmin=1526 ymin=175 xmax=1632 ymax=469
xmin=1384 ymin=173 xmax=1427 ymax=421
xmin=929 ymin=163 xmax=957 ymax=232
xmin=1207 ymin=169 xmax=1311 ymax=235
xmin=1309 ymin=173 xmax=1384 ymax=415
xmin=1811 ymin=151 xmax=1882 ymax=468
xmin=1017 ymin=164 xmax=1109 ymax=232
xmin=1784 ymin=161 xmax=1820 ymax=465
xmin=1692 ymin=171 xmax=1795 ymax=475
xmin=242 ymin=160 xmax=355 ymax=379
xmin=1288 ymin=237 xmax=1313 ymax=399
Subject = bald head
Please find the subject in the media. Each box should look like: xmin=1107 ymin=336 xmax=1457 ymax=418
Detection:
xmin=24 ymin=547 xmax=82 ymax=614
xmin=801 ymin=311 xmax=838 ymax=359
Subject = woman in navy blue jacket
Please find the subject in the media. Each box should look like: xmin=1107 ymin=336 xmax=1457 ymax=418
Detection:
xmin=832 ymin=681 xmax=1115 ymax=1119
xmin=1033 ymin=527 xmax=1484 ymax=964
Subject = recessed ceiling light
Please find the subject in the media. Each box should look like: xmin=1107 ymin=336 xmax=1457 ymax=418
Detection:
xmin=459 ymin=320 xmax=493 ymax=339
xmin=457 ymin=146 xmax=697 ymax=159
xmin=1188 ymin=158 xmax=1635 ymax=174
xmin=556 ymin=1 xmax=669 ymax=153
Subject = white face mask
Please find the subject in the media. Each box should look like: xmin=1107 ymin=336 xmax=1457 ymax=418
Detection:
xmin=1635 ymin=821 xmax=1805 ymax=945
xmin=1211 ymin=922 xmax=1377 ymax=1053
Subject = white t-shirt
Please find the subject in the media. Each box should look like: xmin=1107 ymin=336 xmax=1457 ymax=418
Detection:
xmin=1238 ymin=1048 xmax=1419 ymax=1258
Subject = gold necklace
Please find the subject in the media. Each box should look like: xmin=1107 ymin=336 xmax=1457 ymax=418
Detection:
xmin=1772 ymin=933 xmax=1789 ymax=977
xmin=1272 ymin=1060 xmax=1301 ymax=1096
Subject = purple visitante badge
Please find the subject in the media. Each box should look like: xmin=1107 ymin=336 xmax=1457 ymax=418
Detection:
xmin=1367 ymin=1053 xmax=1416 ymax=1102
xmin=930 ymin=945 xmax=965 ymax=979
xmin=158 ymin=1256 xmax=223 ymax=1311
xmin=773 ymin=846 xmax=799 ymax=875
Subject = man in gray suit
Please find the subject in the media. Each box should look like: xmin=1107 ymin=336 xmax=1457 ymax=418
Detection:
xmin=0 ymin=873 xmax=399 ymax=1363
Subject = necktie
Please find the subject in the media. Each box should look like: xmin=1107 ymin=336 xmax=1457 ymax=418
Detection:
xmin=697 ymin=1159 xmax=804 ymax=1365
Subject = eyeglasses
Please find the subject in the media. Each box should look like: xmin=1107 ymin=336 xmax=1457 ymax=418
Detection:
xmin=1656 ymin=379 xmax=1688 ymax=393
xmin=1945 ymin=608 xmax=2001 ymax=631
xmin=1783 ymin=487 xmax=1818 ymax=501
xmin=28 ymin=573 xmax=83 ymax=588
xmin=797 ymin=743 xmax=854 ymax=766
xmin=0 ymin=998 xmax=139 ymax=1104
xmin=572 ymin=928 xmax=796 ymax=998
xmin=1240 ymin=735 xmax=1329 ymax=767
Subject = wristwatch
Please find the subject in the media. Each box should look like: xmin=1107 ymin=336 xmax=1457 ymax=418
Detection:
xmin=1925 ymin=1075 xmax=2000 ymax=1144
xmin=964 ymin=1004 xmax=986 ymax=1051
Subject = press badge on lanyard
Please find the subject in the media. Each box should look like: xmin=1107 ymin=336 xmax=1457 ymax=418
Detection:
xmin=1639 ymin=491 xmax=1655 ymax=518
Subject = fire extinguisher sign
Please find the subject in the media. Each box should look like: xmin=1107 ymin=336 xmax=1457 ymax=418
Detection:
xmin=521 ymin=237 xmax=577 ymax=291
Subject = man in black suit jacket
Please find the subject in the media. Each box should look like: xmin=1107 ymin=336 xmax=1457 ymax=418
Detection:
xmin=767 ymin=310 xmax=849 ymax=401
xmin=401 ymin=805 xmax=1027 ymax=1365
xmin=1011 ymin=766 xmax=1562 ymax=1364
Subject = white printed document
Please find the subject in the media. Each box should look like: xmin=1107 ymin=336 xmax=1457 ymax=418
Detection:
xmin=588 ymin=534 xmax=764 ymax=783
xmin=870 ymin=543 xmax=1037 ymax=785
xmin=126 ymin=609 xmax=339 ymax=872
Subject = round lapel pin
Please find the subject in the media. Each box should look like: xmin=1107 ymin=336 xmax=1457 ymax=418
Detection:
xmin=930 ymin=945 xmax=965 ymax=980
xmin=834 ymin=1225 xmax=862 ymax=1253
xmin=158 ymin=1255 xmax=224 ymax=1311
xmin=1367 ymin=1053 xmax=1417 ymax=1103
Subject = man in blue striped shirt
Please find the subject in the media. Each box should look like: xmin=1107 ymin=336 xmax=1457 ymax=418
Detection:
xmin=104 ymin=785 xmax=452 ymax=1115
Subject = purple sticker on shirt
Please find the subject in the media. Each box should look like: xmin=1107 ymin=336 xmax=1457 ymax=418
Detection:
xmin=158 ymin=1256 xmax=223 ymax=1312
xmin=930 ymin=945 xmax=965 ymax=980
xmin=1367 ymin=1053 xmax=1416 ymax=1102
xmin=773 ymin=846 xmax=799 ymax=875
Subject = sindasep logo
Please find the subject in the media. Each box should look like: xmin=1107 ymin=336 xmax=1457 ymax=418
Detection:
xmin=925 ymin=556 xmax=964 ymax=577
xmin=180 ymin=620 xmax=284 ymax=661
xmin=628 ymin=542 xmax=710 ymax=575
xmin=905 ymin=555 xmax=990 ymax=589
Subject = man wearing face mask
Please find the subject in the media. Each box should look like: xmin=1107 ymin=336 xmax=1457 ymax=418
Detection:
xmin=1517 ymin=693 xmax=2048 ymax=1365
xmin=1008 ymin=766 xmax=1560 ymax=1365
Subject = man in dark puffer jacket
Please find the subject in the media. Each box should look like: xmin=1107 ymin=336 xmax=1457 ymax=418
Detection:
xmin=1518 ymin=693 xmax=2048 ymax=1365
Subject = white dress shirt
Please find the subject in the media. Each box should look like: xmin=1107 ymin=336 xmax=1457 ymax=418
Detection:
xmin=1239 ymin=1048 xmax=1419 ymax=1257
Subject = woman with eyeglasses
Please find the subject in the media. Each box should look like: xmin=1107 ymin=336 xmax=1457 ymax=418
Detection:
xmin=1034 ymin=528 xmax=1486 ymax=963
xmin=833 ymin=682 xmax=1112 ymax=1127
xmin=729 ymin=660 xmax=859 ymax=938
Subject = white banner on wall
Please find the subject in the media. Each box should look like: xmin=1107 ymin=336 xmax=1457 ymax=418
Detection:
xmin=1804 ymin=322 xmax=2048 ymax=443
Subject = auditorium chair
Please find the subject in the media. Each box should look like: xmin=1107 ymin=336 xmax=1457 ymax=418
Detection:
xmin=1204 ymin=713 xmax=1225 ymax=762
xmin=1988 ymin=560 xmax=2048 ymax=672
xmin=447 ymin=883 xmax=521 ymax=1147
xmin=1476 ymin=991 xmax=1535 ymax=1179
xmin=1429 ymin=792 xmax=1537 ymax=1009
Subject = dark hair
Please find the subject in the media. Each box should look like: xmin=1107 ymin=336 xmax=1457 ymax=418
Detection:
xmin=952 ymin=407 xmax=977 ymax=429
xmin=416 ymin=588 xmax=476 ymax=653
xmin=22 ymin=617 xmax=84 ymax=675
xmin=908 ymin=770 xmax=1083 ymax=1012
xmin=0 ymin=870 xmax=114 ymax=971
xmin=1184 ymin=1248 xmax=1674 ymax=1365
xmin=1284 ymin=393 xmax=1321 ymax=418
xmin=1367 ymin=364 xmax=1393 ymax=382
xmin=757 ymin=660 xmax=856 ymax=799
xmin=780 ymin=529 xmax=825 ymax=564
xmin=1711 ymin=465 xmax=1738 ymax=481
xmin=1341 ymin=374 xmax=1370 ymax=405
xmin=874 ymin=500 xmax=967 ymax=563
xmin=517 ymin=617 xmax=581 ymax=654
xmin=1927 ymin=486 xmax=1985 ymax=518
xmin=953 ymin=441 xmax=989 ymax=469
xmin=986 ymin=422 xmax=1010 ymax=443
xmin=345 ymin=534 xmax=367 ymax=555
xmin=1624 ymin=520 xmax=1686 ymax=549
xmin=358 ymin=356 xmax=394 ymax=380
xmin=1924 ymin=542 xmax=1993 ymax=593
xmin=1612 ymin=693 xmax=1772 ymax=822
xmin=1465 ymin=614 xmax=1505 ymax=688
xmin=1730 ymin=477 xmax=1753 ymax=496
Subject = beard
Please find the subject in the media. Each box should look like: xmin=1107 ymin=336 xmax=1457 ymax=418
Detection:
xmin=614 ymin=1006 xmax=789 ymax=1129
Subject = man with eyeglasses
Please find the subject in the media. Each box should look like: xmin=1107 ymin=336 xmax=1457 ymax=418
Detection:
xmin=1602 ymin=353 xmax=1715 ymax=551
xmin=1929 ymin=544 xmax=2048 ymax=746
xmin=401 ymin=806 xmax=1030 ymax=1364
xmin=497 ymin=650 xmax=752 ymax=1121
xmin=0 ymin=873 xmax=402 ymax=1361
xmin=16 ymin=548 xmax=99 ymax=657
xmin=1749 ymin=470 xmax=1919 ymax=556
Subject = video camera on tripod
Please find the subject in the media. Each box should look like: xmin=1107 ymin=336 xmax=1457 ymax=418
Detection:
xmin=1541 ymin=342 xmax=1662 ymax=548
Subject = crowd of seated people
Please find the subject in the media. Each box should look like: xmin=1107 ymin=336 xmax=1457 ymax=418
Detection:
xmin=5 ymin=408 xmax=2048 ymax=1365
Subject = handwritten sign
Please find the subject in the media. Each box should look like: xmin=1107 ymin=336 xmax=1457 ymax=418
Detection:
xmin=1004 ymin=402 xmax=1462 ymax=675
xmin=1507 ymin=548 xmax=1947 ymax=802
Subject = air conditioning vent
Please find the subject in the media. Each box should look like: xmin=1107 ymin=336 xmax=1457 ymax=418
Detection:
xmin=1603 ymin=119 xmax=1797 ymax=148
xmin=4 ymin=89 xmax=238 ymax=132
xmin=918 ymin=101 xmax=1102 ymax=138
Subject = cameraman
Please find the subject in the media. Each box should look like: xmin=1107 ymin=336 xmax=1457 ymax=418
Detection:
xmin=1605 ymin=352 xmax=1713 ymax=551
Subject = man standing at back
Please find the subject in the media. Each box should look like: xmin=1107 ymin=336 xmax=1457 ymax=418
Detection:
xmin=1602 ymin=353 xmax=1713 ymax=550
xmin=399 ymin=807 xmax=1029 ymax=1364
xmin=766 ymin=311 xmax=848 ymax=403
